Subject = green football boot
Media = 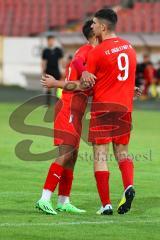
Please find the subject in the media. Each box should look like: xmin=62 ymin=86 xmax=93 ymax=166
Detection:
xmin=36 ymin=199 xmax=57 ymax=215
xmin=56 ymin=203 xmax=86 ymax=213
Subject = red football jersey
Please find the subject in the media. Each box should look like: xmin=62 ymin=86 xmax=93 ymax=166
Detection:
xmin=54 ymin=44 xmax=93 ymax=147
xmin=62 ymin=44 xmax=93 ymax=100
xmin=65 ymin=44 xmax=93 ymax=81
xmin=86 ymin=37 xmax=136 ymax=112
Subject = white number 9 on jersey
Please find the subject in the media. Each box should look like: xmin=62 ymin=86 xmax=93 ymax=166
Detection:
xmin=117 ymin=53 xmax=129 ymax=81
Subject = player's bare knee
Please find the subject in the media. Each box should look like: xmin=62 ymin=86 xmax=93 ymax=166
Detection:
xmin=113 ymin=143 xmax=129 ymax=161
xmin=93 ymin=144 xmax=108 ymax=163
xmin=63 ymin=150 xmax=78 ymax=169
xmin=93 ymin=144 xmax=110 ymax=172
xmin=55 ymin=145 xmax=77 ymax=166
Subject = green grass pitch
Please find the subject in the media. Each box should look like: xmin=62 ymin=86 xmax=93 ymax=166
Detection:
xmin=0 ymin=101 xmax=160 ymax=240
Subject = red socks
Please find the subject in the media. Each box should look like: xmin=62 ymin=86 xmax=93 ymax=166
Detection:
xmin=95 ymin=171 xmax=111 ymax=207
xmin=43 ymin=163 xmax=73 ymax=197
xmin=44 ymin=162 xmax=64 ymax=192
xmin=94 ymin=159 xmax=134 ymax=207
xmin=118 ymin=158 xmax=134 ymax=190
xmin=58 ymin=168 xmax=73 ymax=196
xmin=43 ymin=158 xmax=133 ymax=202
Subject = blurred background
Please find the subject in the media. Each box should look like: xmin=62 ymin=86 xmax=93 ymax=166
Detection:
xmin=0 ymin=0 xmax=160 ymax=103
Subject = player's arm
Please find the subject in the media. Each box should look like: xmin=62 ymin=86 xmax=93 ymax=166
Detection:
xmin=81 ymin=50 xmax=97 ymax=87
xmin=64 ymin=81 xmax=91 ymax=91
xmin=72 ymin=57 xmax=96 ymax=87
xmin=57 ymin=48 xmax=65 ymax=78
xmin=72 ymin=56 xmax=86 ymax=76
xmin=41 ymin=74 xmax=91 ymax=91
xmin=41 ymin=74 xmax=65 ymax=88
xmin=41 ymin=49 xmax=47 ymax=74
xmin=41 ymin=60 xmax=47 ymax=75
xmin=72 ymin=45 xmax=91 ymax=76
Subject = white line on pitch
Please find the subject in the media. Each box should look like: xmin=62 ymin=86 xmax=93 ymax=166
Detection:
xmin=0 ymin=219 xmax=159 ymax=228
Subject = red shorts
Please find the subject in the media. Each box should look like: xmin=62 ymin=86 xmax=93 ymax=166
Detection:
xmin=54 ymin=91 xmax=88 ymax=148
xmin=89 ymin=111 xmax=132 ymax=145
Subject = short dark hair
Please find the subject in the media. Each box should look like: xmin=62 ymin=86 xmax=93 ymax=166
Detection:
xmin=47 ymin=35 xmax=55 ymax=40
xmin=82 ymin=20 xmax=94 ymax=40
xmin=94 ymin=8 xmax=118 ymax=31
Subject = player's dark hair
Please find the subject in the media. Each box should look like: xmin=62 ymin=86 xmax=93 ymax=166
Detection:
xmin=47 ymin=35 xmax=55 ymax=40
xmin=82 ymin=20 xmax=94 ymax=40
xmin=94 ymin=8 xmax=118 ymax=31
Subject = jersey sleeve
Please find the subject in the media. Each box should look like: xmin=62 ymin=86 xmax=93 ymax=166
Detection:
xmin=75 ymin=46 xmax=92 ymax=62
xmin=85 ymin=49 xmax=98 ymax=74
xmin=72 ymin=56 xmax=86 ymax=76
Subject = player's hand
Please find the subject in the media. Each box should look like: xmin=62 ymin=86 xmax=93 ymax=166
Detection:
xmin=40 ymin=74 xmax=56 ymax=88
xmin=134 ymin=87 xmax=142 ymax=97
xmin=81 ymin=71 xmax=97 ymax=87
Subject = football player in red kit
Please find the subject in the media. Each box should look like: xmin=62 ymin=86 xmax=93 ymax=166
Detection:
xmin=81 ymin=8 xmax=137 ymax=215
xmin=36 ymin=20 xmax=97 ymax=215
xmin=40 ymin=12 xmax=141 ymax=216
